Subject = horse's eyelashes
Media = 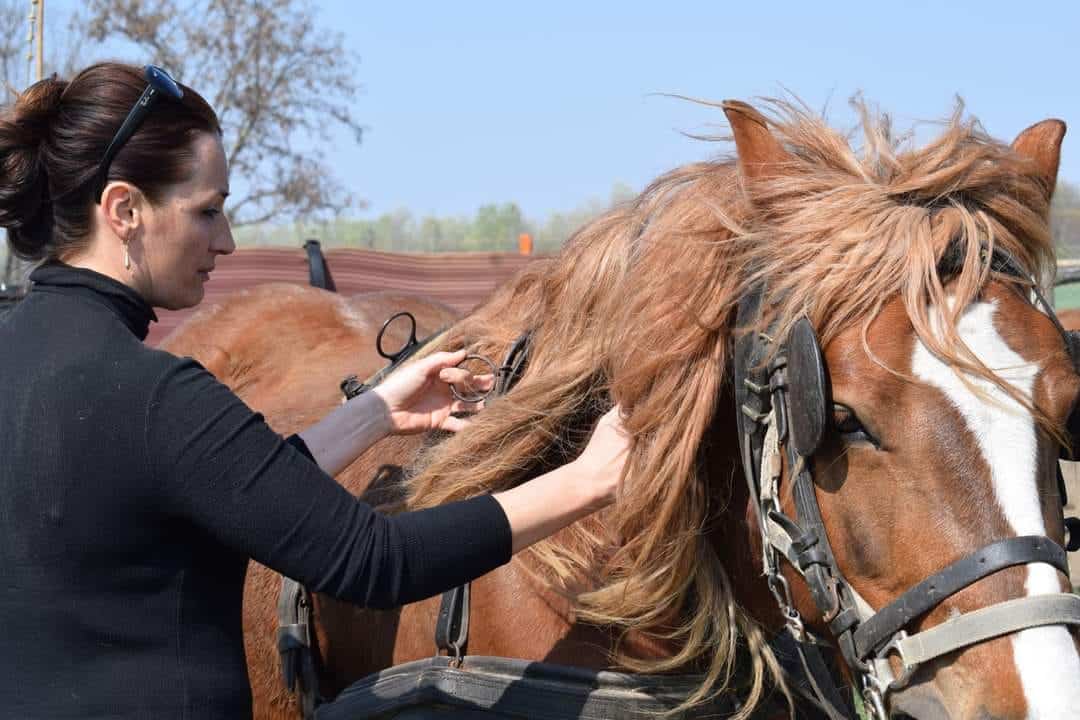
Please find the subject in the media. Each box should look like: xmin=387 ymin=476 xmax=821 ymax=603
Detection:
xmin=831 ymin=403 xmax=881 ymax=449
xmin=831 ymin=404 xmax=861 ymax=433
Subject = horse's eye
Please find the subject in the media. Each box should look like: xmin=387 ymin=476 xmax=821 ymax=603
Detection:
xmin=832 ymin=404 xmax=880 ymax=448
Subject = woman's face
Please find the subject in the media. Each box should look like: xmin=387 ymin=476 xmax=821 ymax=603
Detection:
xmin=133 ymin=131 xmax=234 ymax=310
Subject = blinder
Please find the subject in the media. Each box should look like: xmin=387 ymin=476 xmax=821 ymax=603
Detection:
xmin=786 ymin=318 xmax=829 ymax=458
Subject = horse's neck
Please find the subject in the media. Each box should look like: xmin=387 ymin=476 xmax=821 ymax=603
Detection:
xmin=340 ymin=433 xmax=426 ymax=504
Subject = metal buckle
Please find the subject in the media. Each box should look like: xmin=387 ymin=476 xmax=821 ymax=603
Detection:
xmin=878 ymin=630 xmax=916 ymax=689
xmin=767 ymin=573 xmax=808 ymax=641
xmin=860 ymin=672 xmax=890 ymax=720
xmin=767 ymin=572 xmax=789 ymax=603
xmin=447 ymin=640 xmax=464 ymax=668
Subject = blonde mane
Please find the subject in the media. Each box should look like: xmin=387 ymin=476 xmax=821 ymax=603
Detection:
xmin=401 ymin=99 xmax=1057 ymax=714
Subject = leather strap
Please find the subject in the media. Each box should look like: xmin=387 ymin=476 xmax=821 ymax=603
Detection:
xmin=304 ymin=239 xmax=337 ymax=292
xmin=889 ymin=593 xmax=1080 ymax=672
xmin=341 ymin=328 xmax=450 ymax=401
xmin=853 ymin=535 xmax=1068 ymax=660
xmin=277 ymin=577 xmax=320 ymax=719
xmin=791 ymin=637 xmax=857 ymax=720
xmin=427 ymin=334 xmax=530 ymax=665
xmin=494 ymin=331 xmax=531 ymax=396
xmin=434 ymin=584 xmax=470 ymax=663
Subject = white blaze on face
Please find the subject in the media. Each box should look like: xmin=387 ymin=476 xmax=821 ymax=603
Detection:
xmin=911 ymin=299 xmax=1080 ymax=718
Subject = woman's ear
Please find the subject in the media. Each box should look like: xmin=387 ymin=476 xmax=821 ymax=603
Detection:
xmin=99 ymin=181 xmax=142 ymax=241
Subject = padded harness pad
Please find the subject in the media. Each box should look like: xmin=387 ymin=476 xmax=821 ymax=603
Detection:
xmin=315 ymin=655 xmax=781 ymax=720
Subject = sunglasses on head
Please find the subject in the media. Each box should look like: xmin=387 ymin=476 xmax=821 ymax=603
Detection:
xmin=93 ymin=64 xmax=183 ymax=204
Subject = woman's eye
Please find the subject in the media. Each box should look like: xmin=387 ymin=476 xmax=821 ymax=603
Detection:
xmin=202 ymin=208 xmax=220 ymax=218
xmin=832 ymin=404 xmax=880 ymax=448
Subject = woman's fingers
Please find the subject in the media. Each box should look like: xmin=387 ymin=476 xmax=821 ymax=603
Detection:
xmin=439 ymin=367 xmax=495 ymax=403
xmin=438 ymin=368 xmax=494 ymax=385
xmin=440 ymin=415 xmax=471 ymax=433
xmin=472 ymin=372 xmax=495 ymax=388
xmin=424 ymin=349 xmax=467 ymax=372
xmin=450 ymin=398 xmax=485 ymax=414
xmin=437 ymin=367 xmax=473 ymax=385
xmin=572 ymin=404 xmax=630 ymax=507
xmin=596 ymin=404 xmax=629 ymax=437
xmin=580 ymin=405 xmax=631 ymax=468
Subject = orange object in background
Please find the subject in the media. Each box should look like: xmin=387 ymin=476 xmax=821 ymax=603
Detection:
xmin=518 ymin=233 xmax=533 ymax=255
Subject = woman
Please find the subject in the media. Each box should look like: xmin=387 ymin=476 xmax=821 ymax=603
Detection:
xmin=0 ymin=63 xmax=629 ymax=719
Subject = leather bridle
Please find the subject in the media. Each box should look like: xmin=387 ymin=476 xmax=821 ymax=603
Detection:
xmin=733 ymin=258 xmax=1080 ymax=719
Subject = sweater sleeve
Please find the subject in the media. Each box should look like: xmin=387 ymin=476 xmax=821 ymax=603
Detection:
xmin=285 ymin=433 xmax=317 ymax=462
xmin=144 ymin=359 xmax=511 ymax=608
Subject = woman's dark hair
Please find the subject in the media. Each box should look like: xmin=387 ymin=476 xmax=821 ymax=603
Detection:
xmin=0 ymin=62 xmax=221 ymax=261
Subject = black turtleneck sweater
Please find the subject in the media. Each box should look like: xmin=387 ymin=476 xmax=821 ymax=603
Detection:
xmin=0 ymin=263 xmax=512 ymax=719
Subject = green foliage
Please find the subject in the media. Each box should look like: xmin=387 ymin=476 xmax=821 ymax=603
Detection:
xmin=233 ymin=179 xmax=1080 ymax=257
xmin=1053 ymin=283 xmax=1080 ymax=311
xmin=234 ymin=183 xmax=639 ymax=252
xmin=1054 ymin=180 xmax=1080 ymax=260
xmin=468 ymin=204 xmax=526 ymax=251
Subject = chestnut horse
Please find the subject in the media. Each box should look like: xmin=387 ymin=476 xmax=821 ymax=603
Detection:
xmin=162 ymin=100 xmax=1080 ymax=719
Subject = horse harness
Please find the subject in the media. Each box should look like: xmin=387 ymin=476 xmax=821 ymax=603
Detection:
xmin=276 ymin=322 xmax=532 ymax=719
xmin=734 ymin=255 xmax=1080 ymax=719
xmin=303 ymin=239 xmax=337 ymax=292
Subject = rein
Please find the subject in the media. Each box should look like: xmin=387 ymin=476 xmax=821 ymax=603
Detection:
xmin=734 ymin=259 xmax=1080 ymax=719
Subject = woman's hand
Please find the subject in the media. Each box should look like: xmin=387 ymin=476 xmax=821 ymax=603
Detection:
xmin=371 ymin=349 xmax=492 ymax=435
xmin=492 ymin=403 xmax=632 ymax=554
xmin=570 ymin=404 xmax=631 ymax=509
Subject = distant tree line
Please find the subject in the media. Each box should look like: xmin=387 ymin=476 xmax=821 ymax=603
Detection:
xmin=233 ymin=184 xmax=638 ymax=254
xmin=5 ymin=180 xmax=1080 ymax=284
xmin=1054 ymin=180 xmax=1080 ymax=260
xmin=239 ymin=180 xmax=1080 ymax=260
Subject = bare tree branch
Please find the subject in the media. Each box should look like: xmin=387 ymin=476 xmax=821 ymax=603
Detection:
xmin=81 ymin=0 xmax=364 ymax=226
xmin=0 ymin=0 xmax=29 ymax=98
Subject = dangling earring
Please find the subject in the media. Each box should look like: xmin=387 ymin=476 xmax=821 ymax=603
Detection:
xmin=123 ymin=241 xmax=131 ymax=271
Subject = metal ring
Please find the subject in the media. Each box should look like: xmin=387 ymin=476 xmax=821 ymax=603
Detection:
xmin=450 ymin=354 xmax=497 ymax=404
xmin=878 ymin=630 xmax=916 ymax=690
xmin=376 ymin=311 xmax=418 ymax=362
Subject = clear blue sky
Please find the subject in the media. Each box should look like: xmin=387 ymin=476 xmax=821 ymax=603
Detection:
xmin=48 ymin=1 xmax=1080 ymax=220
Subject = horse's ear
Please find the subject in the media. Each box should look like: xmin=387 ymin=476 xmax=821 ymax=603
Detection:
xmin=1011 ymin=119 xmax=1066 ymax=200
xmin=722 ymin=100 xmax=793 ymax=182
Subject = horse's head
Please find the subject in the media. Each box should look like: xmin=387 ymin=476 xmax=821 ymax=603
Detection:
xmin=725 ymin=100 xmax=1079 ymax=719
xmin=404 ymin=96 xmax=1079 ymax=719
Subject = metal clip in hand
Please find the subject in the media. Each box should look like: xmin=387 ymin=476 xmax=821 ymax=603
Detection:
xmin=450 ymin=354 xmax=498 ymax=404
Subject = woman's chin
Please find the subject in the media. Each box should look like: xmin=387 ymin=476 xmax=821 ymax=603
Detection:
xmin=157 ymin=285 xmax=205 ymax=312
xmin=186 ymin=284 xmax=206 ymax=307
